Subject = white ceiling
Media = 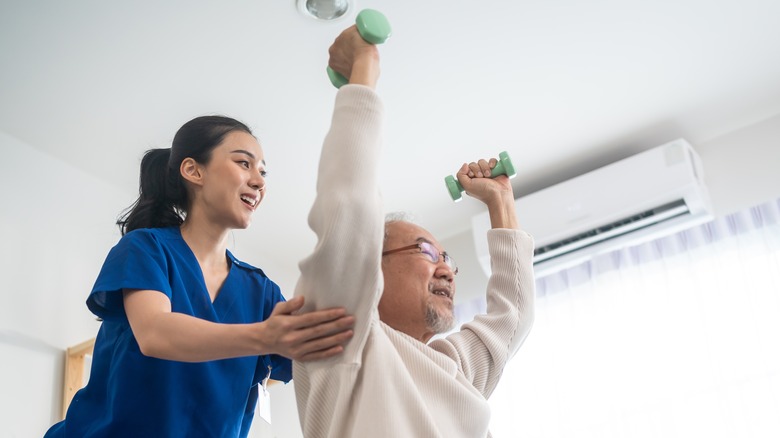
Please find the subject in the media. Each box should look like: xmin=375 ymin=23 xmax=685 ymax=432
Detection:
xmin=3 ymin=0 xmax=780 ymax=285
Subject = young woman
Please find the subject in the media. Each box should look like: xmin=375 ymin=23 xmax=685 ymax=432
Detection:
xmin=45 ymin=116 xmax=355 ymax=437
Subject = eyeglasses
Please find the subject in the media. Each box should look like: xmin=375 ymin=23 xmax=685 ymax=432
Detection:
xmin=382 ymin=241 xmax=459 ymax=275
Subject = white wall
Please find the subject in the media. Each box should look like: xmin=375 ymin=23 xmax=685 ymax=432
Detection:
xmin=0 ymin=331 xmax=63 ymax=438
xmin=1 ymin=112 xmax=778 ymax=437
xmin=0 ymin=130 xmax=130 ymax=436
xmin=696 ymin=113 xmax=780 ymax=217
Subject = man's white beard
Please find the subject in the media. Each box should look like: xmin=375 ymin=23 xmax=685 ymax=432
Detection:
xmin=426 ymin=302 xmax=455 ymax=334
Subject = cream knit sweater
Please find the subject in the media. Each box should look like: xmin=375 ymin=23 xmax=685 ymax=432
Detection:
xmin=293 ymin=85 xmax=535 ymax=438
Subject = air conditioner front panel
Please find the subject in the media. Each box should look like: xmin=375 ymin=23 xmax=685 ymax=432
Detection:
xmin=471 ymin=138 xmax=713 ymax=277
xmin=518 ymin=139 xmax=704 ymax=247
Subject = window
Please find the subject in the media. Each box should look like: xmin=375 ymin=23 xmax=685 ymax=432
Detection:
xmin=461 ymin=198 xmax=780 ymax=437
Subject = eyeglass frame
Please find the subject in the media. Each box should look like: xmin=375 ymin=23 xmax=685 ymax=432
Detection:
xmin=381 ymin=241 xmax=459 ymax=275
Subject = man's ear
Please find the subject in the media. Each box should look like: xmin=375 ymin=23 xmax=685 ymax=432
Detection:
xmin=180 ymin=158 xmax=204 ymax=186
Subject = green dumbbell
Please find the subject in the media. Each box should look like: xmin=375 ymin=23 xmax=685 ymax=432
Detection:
xmin=444 ymin=151 xmax=517 ymax=202
xmin=327 ymin=9 xmax=392 ymax=88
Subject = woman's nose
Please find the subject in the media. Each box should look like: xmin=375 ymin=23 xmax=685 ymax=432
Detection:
xmin=249 ymin=170 xmax=265 ymax=190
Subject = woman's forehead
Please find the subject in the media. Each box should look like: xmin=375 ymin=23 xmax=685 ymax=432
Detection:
xmin=217 ymin=131 xmax=264 ymax=159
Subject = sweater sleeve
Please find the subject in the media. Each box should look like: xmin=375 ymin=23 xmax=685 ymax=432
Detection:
xmin=430 ymin=228 xmax=536 ymax=397
xmin=292 ymin=85 xmax=386 ymax=367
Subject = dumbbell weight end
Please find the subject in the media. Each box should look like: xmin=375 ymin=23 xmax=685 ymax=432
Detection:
xmin=327 ymin=9 xmax=392 ymax=88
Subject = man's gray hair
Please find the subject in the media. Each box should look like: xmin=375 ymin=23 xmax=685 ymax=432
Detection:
xmin=384 ymin=211 xmax=416 ymax=242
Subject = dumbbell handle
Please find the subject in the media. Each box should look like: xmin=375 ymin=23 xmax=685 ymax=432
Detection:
xmin=444 ymin=151 xmax=516 ymax=202
xmin=327 ymin=9 xmax=392 ymax=88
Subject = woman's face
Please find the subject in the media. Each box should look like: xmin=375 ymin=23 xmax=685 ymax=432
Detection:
xmin=192 ymin=130 xmax=267 ymax=230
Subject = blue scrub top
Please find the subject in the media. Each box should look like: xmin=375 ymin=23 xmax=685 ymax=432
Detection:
xmin=45 ymin=227 xmax=292 ymax=438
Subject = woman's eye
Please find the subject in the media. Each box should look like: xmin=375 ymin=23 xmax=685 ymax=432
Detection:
xmin=259 ymin=170 xmax=268 ymax=177
xmin=237 ymin=161 xmax=250 ymax=168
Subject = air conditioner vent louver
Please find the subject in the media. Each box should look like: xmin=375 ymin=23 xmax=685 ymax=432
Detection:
xmin=471 ymin=139 xmax=713 ymax=278
xmin=533 ymin=199 xmax=688 ymax=263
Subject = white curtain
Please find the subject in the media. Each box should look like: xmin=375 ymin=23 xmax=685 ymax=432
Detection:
xmin=458 ymin=198 xmax=780 ymax=437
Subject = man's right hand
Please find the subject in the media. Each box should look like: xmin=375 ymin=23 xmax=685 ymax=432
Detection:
xmin=456 ymin=158 xmax=519 ymax=230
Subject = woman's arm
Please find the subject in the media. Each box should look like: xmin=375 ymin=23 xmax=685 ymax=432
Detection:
xmin=123 ymin=290 xmax=355 ymax=362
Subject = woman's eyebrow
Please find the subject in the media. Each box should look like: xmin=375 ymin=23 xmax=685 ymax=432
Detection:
xmin=230 ymin=149 xmax=256 ymax=159
xmin=230 ymin=150 xmax=266 ymax=166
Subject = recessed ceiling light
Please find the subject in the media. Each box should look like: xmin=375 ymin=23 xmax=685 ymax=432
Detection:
xmin=297 ymin=0 xmax=352 ymax=21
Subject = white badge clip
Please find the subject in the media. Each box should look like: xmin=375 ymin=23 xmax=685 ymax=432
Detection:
xmin=256 ymin=365 xmax=273 ymax=425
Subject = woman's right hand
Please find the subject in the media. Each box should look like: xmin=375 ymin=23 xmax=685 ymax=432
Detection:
xmin=258 ymin=296 xmax=355 ymax=362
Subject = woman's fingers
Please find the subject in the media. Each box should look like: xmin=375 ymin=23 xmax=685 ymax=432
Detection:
xmin=271 ymin=298 xmax=350 ymax=328
xmin=280 ymin=316 xmax=355 ymax=360
xmin=262 ymin=301 xmax=356 ymax=360
xmin=295 ymin=330 xmax=356 ymax=362
xmin=297 ymin=345 xmax=345 ymax=362
xmin=270 ymin=295 xmax=305 ymax=316
xmin=297 ymin=307 xmax=351 ymax=327
xmin=296 ymin=314 xmax=356 ymax=342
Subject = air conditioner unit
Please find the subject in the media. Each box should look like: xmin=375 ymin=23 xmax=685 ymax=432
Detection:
xmin=471 ymin=139 xmax=713 ymax=278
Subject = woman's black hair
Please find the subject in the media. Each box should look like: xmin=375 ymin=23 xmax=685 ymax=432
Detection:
xmin=117 ymin=115 xmax=253 ymax=235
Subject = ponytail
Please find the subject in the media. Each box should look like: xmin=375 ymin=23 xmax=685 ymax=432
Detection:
xmin=116 ymin=148 xmax=186 ymax=235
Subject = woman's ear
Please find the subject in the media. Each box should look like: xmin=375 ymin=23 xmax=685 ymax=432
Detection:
xmin=180 ymin=158 xmax=203 ymax=186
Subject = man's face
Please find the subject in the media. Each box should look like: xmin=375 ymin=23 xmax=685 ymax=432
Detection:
xmin=379 ymin=221 xmax=457 ymax=343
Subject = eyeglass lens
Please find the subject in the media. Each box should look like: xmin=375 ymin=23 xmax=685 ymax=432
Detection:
xmin=420 ymin=242 xmax=458 ymax=273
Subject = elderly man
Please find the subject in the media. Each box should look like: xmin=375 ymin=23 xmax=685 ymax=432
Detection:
xmin=291 ymin=24 xmax=535 ymax=438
